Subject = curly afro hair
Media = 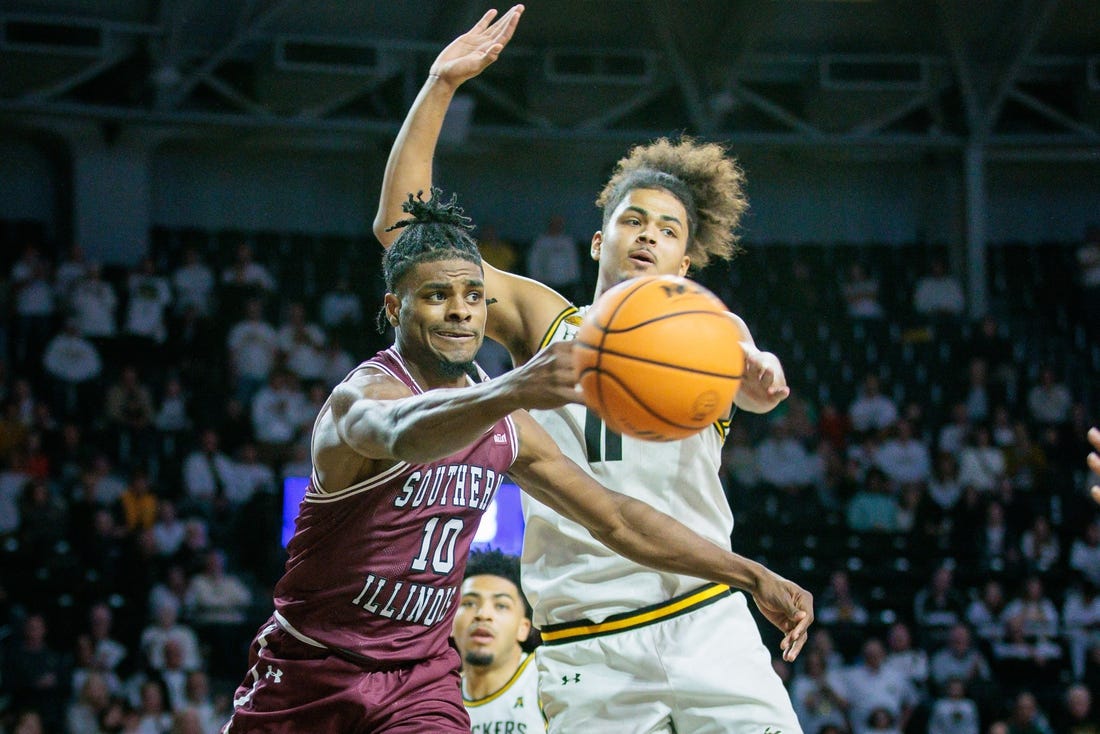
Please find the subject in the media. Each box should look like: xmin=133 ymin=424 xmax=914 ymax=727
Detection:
xmin=595 ymin=136 xmax=748 ymax=269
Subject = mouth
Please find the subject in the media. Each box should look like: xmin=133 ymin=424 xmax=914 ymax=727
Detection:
xmin=434 ymin=330 xmax=477 ymax=341
xmin=469 ymin=628 xmax=495 ymax=643
xmin=627 ymin=250 xmax=656 ymax=266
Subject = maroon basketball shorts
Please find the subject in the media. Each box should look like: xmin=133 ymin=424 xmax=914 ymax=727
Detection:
xmin=223 ymin=617 xmax=468 ymax=733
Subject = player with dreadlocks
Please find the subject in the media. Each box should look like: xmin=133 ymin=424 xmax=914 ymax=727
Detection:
xmin=224 ymin=189 xmax=817 ymax=732
xmin=374 ymin=7 xmax=812 ymax=733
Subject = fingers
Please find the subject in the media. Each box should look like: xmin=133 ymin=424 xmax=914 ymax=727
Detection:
xmin=1093 ymin=485 xmax=1100 ymax=505
xmin=1090 ymin=426 xmax=1100 ymax=452
xmin=470 ymin=8 xmax=499 ymax=33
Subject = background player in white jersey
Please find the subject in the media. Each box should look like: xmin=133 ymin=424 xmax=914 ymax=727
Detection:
xmin=375 ymin=7 xmax=814 ymax=733
xmin=454 ymin=549 xmax=545 ymax=732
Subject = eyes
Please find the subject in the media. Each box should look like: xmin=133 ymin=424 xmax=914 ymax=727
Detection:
xmin=622 ymin=216 xmax=678 ymax=239
xmin=424 ymin=289 xmax=483 ymax=303
xmin=458 ymin=598 xmax=514 ymax=612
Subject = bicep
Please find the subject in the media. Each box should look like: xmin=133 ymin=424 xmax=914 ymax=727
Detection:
xmin=326 ymin=373 xmax=414 ymax=460
xmin=483 ymin=263 xmax=573 ymax=365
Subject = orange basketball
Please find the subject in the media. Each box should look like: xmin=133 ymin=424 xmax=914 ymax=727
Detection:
xmin=574 ymin=275 xmax=744 ymax=442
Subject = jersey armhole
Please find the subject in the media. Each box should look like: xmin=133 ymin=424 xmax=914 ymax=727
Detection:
xmin=537 ymin=306 xmax=580 ymax=351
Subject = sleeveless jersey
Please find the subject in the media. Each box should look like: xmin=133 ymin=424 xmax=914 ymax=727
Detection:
xmin=273 ymin=347 xmax=519 ymax=664
xmin=521 ymin=307 xmax=734 ymax=628
xmin=463 ymin=653 xmax=545 ymax=733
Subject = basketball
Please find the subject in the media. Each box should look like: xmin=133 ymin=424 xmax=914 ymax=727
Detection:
xmin=574 ymin=275 xmax=745 ymax=442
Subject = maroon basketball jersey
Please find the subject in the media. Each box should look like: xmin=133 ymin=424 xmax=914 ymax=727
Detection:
xmin=272 ymin=347 xmax=519 ymax=665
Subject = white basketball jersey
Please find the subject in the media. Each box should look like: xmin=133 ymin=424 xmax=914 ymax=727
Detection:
xmin=521 ymin=306 xmax=734 ymax=628
xmin=463 ymin=653 xmax=545 ymax=733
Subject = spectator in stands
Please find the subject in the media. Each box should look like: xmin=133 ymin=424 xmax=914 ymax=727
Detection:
xmin=817 ymin=569 xmax=870 ymax=658
xmin=993 ymin=616 xmax=1063 ymax=702
xmin=841 ymin=262 xmax=884 ymax=321
xmin=526 ymin=213 xmax=582 ymax=302
xmin=87 ymin=602 xmax=129 ymax=676
xmin=183 ymin=548 xmax=252 ymax=680
xmin=789 ymin=648 xmax=851 ymax=734
xmin=70 ymin=262 xmax=119 ymax=352
xmin=226 ymin=298 xmax=279 ymax=406
xmin=1070 ymin=520 xmax=1100 ymax=587
xmin=148 ymin=563 xmax=191 ymax=620
xmin=1002 ymin=575 xmax=1059 ymax=640
xmin=232 ymin=441 xmax=276 ymax=502
xmin=938 ymin=403 xmax=972 ymax=458
xmin=1053 ymin=683 xmax=1098 ymax=734
xmin=171 ymin=246 xmax=216 ymax=317
xmin=849 ymin=373 xmax=898 ymax=435
xmin=122 ymin=257 xmax=173 ymax=365
xmin=221 ymin=242 xmax=275 ymax=294
xmin=846 ymin=466 xmax=900 ymax=533
xmin=10 ymin=244 xmax=56 ymax=373
xmin=132 ymin=677 xmax=173 ymax=732
xmin=250 ymin=370 xmax=308 ymax=466
xmin=66 ymin=670 xmax=114 ymax=734
xmin=958 ymin=426 xmax=1006 ymax=492
xmin=42 ymin=318 xmax=102 ymax=419
xmin=756 ymin=418 xmax=822 ymax=504
xmin=178 ymin=670 xmax=223 ymax=734
xmin=318 ymin=275 xmax=364 ymax=336
xmin=181 ymin=427 xmax=234 ymax=504
xmin=151 ymin=499 xmax=186 ymax=560
xmin=928 ymin=451 xmax=964 ymax=513
xmin=844 ymin=638 xmax=917 ymax=734
xmin=1 ymin=616 xmax=68 ymax=730
xmin=277 ymin=301 xmax=326 ymax=383
xmin=319 ymin=337 xmax=356 ymax=388
xmin=967 ymin=580 xmax=1009 ymax=644
xmin=140 ymin=600 xmax=202 ymax=674
xmin=1019 ymin=515 xmax=1060 ymax=576
xmin=118 ymin=468 xmax=158 ymax=534
xmin=104 ymin=365 xmax=156 ymax=470
xmin=1063 ymin=580 xmax=1100 ymax=682
xmin=914 ymin=564 xmax=968 ymax=647
xmin=17 ymin=476 xmax=67 ymax=560
xmin=961 ymin=358 xmax=998 ymax=424
xmin=1004 ymin=421 xmax=1047 ymax=492
xmin=874 ymin=419 xmax=932 ymax=487
xmin=930 ymin=624 xmax=993 ymax=698
xmin=54 ymin=243 xmax=89 ymax=295
xmin=927 ymin=677 xmax=980 ymax=734
xmin=883 ymin=621 xmax=929 ymax=695
xmin=913 ymin=257 xmax=965 ymax=320
xmin=1002 ymin=690 xmax=1055 ymax=734
xmin=1026 ymin=366 xmax=1074 ymax=428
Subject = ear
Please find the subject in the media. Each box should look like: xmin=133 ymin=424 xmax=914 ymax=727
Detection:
xmin=678 ymin=254 xmax=691 ymax=277
xmin=590 ymin=231 xmax=603 ymax=262
xmin=517 ymin=617 xmax=532 ymax=644
xmin=383 ymin=293 xmax=400 ymax=327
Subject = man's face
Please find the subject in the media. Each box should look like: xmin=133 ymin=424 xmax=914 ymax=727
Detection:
xmin=387 ymin=258 xmax=486 ymax=381
xmin=452 ymin=574 xmax=530 ymax=668
xmin=591 ymin=188 xmax=691 ymax=290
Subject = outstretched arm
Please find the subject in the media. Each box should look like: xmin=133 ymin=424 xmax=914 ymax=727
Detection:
xmin=372 ymin=5 xmax=568 ymax=365
xmin=508 ymin=410 xmax=814 ymax=661
xmin=730 ymin=311 xmax=791 ymax=414
xmin=373 ymin=6 xmax=524 ymax=245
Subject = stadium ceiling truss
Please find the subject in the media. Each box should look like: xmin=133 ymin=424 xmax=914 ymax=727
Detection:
xmin=0 ymin=0 xmax=1098 ymax=159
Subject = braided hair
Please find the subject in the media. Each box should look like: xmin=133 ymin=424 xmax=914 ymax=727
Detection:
xmin=376 ymin=189 xmax=482 ymax=332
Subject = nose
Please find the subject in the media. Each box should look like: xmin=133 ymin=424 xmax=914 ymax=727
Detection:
xmin=446 ymin=295 xmax=472 ymax=321
xmin=637 ymin=223 xmax=657 ymax=245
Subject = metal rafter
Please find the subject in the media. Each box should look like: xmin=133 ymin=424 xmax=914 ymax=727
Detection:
xmin=985 ymin=0 xmax=1062 ymax=129
xmin=643 ymin=0 xmax=709 ymax=133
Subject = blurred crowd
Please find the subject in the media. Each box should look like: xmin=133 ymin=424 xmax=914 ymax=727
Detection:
xmin=0 ymin=220 xmax=1097 ymax=734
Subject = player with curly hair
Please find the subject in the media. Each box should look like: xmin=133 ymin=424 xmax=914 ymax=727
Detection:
xmin=373 ymin=8 xmax=812 ymax=733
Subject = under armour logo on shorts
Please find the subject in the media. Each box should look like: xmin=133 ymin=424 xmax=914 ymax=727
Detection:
xmin=265 ymin=666 xmax=284 ymax=683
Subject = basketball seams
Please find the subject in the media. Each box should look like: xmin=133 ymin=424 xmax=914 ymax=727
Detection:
xmin=588 ymin=308 xmax=736 ymax=335
xmin=574 ymin=342 xmax=743 ymax=380
xmin=589 ymin=276 xmax=653 ymax=421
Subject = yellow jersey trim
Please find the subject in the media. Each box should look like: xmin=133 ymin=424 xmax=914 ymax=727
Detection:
xmin=538 ymin=306 xmax=580 ymax=351
xmin=463 ymin=653 xmax=537 ymax=707
xmin=541 ymin=583 xmax=731 ymax=644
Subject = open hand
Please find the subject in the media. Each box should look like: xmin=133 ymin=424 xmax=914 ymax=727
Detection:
xmin=430 ymin=5 xmax=524 ymax=87
xmin=751 ymin=571 xmax=814 ymax=662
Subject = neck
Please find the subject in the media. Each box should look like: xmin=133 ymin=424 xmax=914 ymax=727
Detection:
xmin=393 ymin=343 xmax=469 ymax=391
xmin=464 ymin=647 xmax=524 ymax=700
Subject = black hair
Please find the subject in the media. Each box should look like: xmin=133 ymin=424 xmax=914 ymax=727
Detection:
xmin=375 ymin=188 xmax=482 ymax=333
xmin=465 ymin=548 xmax=530 ymax=621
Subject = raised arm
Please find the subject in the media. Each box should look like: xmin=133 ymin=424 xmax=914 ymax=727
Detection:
xmin=372 ymin=5 xmax=569 ymax=365
xmin=508 ymin=409 xmax=814 ymax=661
xmin=373 ymin=6 xmax=523 ymax=245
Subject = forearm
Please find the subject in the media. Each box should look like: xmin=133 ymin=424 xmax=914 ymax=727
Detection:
xmin=373 ymin=76 xmax=455 ymax=245
xmin=334 ymin=378 xmax=523 ymax=464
